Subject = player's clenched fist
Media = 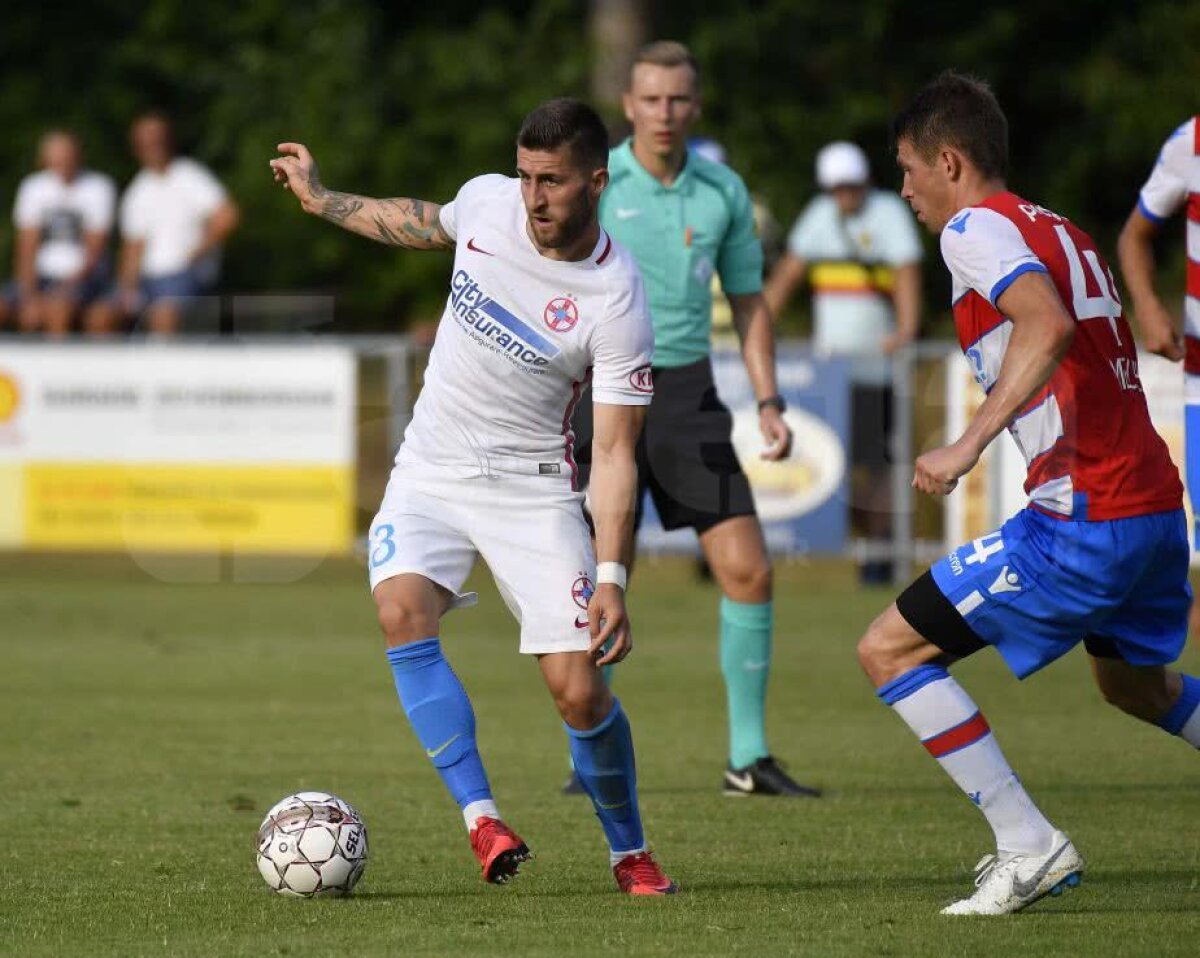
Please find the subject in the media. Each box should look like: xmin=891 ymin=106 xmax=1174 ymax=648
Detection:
xmin=913 ymin=440 xmax=979 ymax=497
xmin=269 ymin=142 xmax=326 ymax=214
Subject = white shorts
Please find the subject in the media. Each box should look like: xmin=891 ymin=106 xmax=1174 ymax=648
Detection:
xmin=367 ymin=465 xmax=596 ymax=654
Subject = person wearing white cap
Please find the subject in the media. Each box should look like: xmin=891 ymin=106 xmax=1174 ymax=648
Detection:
xmin=764 ymin=140 xmax=924 ymax=584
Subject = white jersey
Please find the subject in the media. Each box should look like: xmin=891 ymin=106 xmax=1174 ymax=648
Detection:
xmin=1137 ymin=116 xmax=1199 ymax=223
xmin=395 ymin=175 xmax=654 ymax=485
xmin=120 ymin=158 xmax=228 ymax=278
xmin=13 ymin=169 xmax=115 ymax=280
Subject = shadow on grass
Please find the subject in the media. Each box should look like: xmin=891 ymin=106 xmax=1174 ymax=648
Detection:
xmin=686 ymin=874 xmax=951 ymax=894
xmin=347 ymin=887 xmax=608 ymax=902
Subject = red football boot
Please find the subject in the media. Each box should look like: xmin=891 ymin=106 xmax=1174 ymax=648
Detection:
xmin=469 ymin=817 xmax=531 ymax=884
xmin=613 ymin=851 xmax=678 ymax=895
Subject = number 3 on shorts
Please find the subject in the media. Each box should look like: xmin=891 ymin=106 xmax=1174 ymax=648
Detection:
xmin=370 ymin=523 xmax=396 ymax=569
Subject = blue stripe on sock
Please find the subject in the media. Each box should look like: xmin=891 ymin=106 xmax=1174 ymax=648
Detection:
xmin=1157 ymin=674 xmax=1200 ymax=735
xmin=877 ymin=664 xmax=950 ymax=706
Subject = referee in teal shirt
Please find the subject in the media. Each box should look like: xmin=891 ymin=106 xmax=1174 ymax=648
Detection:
xmin=571 ymin=41 xmax=818 ymax=797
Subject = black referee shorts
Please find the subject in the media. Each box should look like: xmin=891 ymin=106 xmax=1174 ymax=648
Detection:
xmin=572 ymin=357 xmax=757 ymax=534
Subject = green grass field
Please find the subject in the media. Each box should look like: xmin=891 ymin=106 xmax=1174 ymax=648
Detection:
xmin=1 ymin=554 xmax=1197 ymax=957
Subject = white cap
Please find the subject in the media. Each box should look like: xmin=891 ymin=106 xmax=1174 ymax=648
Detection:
xmin=816 ymin=141 xmax=869 ymax=189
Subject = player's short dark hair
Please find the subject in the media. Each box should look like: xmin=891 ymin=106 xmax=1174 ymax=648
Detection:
xmin=892 ymin=71 xmax=1008 ymax=178
xmin=517 ymin=98 xmax=609 ymax=172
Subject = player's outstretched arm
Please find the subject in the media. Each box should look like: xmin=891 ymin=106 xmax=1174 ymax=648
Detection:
xmin=914 ymin=271 xmax=1074 ymax=496
xmin=588 ymin=403 xmax=646 ymax=666
xmin=269 ymin=143 xmax=453 ymax=251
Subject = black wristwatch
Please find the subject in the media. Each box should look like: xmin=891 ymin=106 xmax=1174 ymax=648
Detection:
xmin=757 ymin=394 xmax=787 ymax=414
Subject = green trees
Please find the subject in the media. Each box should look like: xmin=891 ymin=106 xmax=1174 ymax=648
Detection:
xmin=1 ymin=1 xmax=1193 ymax=329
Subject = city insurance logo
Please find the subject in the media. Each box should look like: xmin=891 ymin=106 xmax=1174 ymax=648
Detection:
xmin=0 ymin=371 xmax=20 ymax=424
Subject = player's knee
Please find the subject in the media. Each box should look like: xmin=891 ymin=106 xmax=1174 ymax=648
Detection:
xmin=856 ymin=615 xmax=901 ymax=686
xmin=375 ymin=599 xmax=436 ymax=648
xmin=553 ymin=680 xmax=612 ymax=731
xmin=745 ymin=560 xmax=773 ymax=600
xmin=722 ymin=557 xmax=772 ymax=603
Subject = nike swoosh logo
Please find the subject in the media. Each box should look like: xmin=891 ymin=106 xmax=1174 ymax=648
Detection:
xmin=743 ymin=660 xmax=769 ymax=671
xmin=1011 ymin=842 xmax=1070 ymax=899
xmin=574 ymin=615 xmax=589 ymax=629
xmin=466 ymin=237 xmax=494 ymax=256
xmin=725 ymin=771 xmax=754 ymax=791
xmin=614 ymin=208 xmax=641 ymax=220
xmin=596 ymin=799 xmax=629 ymax=810
xmin=425 ymin=733 xmax=462 ymax=760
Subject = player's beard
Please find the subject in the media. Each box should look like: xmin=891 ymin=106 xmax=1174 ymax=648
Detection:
xmin=536 ymin=190 xmax=597 ymax=251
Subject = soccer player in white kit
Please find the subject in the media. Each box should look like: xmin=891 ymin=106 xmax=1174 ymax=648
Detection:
xmin=270 ymin=99 xmax=677 ymax=895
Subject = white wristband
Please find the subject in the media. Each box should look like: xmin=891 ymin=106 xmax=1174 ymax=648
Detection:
xmin=596 ymin=561 xmax=627 ymax=590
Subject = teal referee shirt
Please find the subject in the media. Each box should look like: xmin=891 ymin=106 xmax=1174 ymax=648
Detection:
xmin=600 ymin=139 xmax=764 ymax=369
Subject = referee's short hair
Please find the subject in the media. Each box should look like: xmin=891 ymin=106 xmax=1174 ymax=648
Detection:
xmin=631 ymin=40 xmax=699 ymax=85
xmin=517 ymin=98 xmax=609 ymax=172
xmin=892 ymin=71 xmax=1008 ymax=179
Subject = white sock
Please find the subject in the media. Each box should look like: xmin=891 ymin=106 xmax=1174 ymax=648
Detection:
xmin=1180 ymin=707 xmax=1200 ymax=748
xmin=609 ymin=845 xmax=647 ymax=867
xmin=462 ymin=799 xmax=500 ymax=831
xmin=891 ymin=673 xmax=1056 ymax=855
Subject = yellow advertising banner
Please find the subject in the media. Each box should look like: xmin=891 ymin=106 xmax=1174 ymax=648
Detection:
xmin=20 ymin=463 xmax=354 ymax=555
xmin=0 ymin=343 xmax=358 ymax=556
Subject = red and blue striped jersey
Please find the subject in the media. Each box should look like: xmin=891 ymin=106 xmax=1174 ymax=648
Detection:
xmin=1136 ymin=116 xmax=1200 ymax=380
xmin=942 ymin=191 xmax=1182 ymax=521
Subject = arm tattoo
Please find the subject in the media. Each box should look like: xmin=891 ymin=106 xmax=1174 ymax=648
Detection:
xmin=319 ymin=192 xmax=365 ymax=225
xmin=378 ymin=198 xmax=455 ymax=250
xmin=373 ymin=214 xmax=402 ymax=245
xmin=307 ymin=165 xmax=451 ymax=250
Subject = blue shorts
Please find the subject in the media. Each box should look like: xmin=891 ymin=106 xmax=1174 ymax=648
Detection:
xmin=2 ymin=271 xmax=110 ymax=306
xmin=141 ymin=269 xmax=206 ymax=305
xmin=929 ymin=508 xmax=1191 ymax=679
xmin=1186 ymin=405 xmax=1200 ymax=548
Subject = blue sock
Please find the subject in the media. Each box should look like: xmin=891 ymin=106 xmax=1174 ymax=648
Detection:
xmin=1157 ymin=674 xmax=1200 ymax=746
xmin=565 ymin=699 xmax=645 ymax=855
xmin=568 ymin=664 xmax=615 ymax=775
xmin=719 ymin=597 xmax=772 ymax=769
xmin=386 ymin=638 xmax=493 ymax=809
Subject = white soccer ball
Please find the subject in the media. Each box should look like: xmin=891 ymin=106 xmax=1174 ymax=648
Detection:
xmin=256 ymin=791 xmax=368 ymax=897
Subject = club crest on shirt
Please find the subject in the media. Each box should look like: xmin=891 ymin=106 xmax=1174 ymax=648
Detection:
xmin=571 ymin=573 xmax=594 ymax=609
xmin=544 ymin=296 xmax=579 ymax=333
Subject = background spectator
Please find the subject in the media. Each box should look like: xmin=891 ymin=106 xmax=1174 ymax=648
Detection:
xmin=86 ymin=111 xmax=239 ymax=336
xmin=764 ymin=141 xmax=923 ymax=583
xmin=0 ymin=130 xmax=115 ymax=338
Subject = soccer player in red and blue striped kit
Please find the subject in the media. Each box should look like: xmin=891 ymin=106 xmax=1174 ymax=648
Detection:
xmin=857 ymin=72 xmax=1200 ymax=916
xmin=1118 ymin=112 xmax=1200 ymax=635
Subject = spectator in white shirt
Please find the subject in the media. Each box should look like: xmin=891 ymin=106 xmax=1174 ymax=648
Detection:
xmin=764 ymin=141 xmax=924 ymax=584
xmin=0 ymin=130 xmax=115 ymax=337
xmin=86 ymin=111 xmax=239 ymax=335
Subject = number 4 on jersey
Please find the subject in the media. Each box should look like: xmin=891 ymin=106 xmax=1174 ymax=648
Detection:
xmin=1053 ymin=224 xmax=1122 ymax=345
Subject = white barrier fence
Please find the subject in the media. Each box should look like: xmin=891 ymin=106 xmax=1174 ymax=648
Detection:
xmin=0 ymin=336 xmax=1188 ymax=577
